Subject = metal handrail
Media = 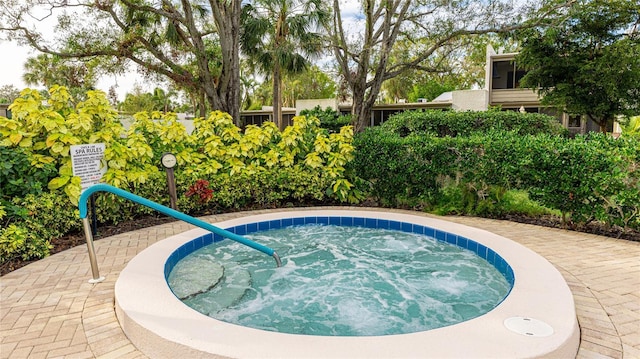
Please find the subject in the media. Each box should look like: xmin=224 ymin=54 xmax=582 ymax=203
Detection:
xmin=78 ymin=184 xmax=281 ymax=283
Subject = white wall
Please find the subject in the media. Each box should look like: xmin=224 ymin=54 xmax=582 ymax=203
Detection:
xmin=451 ymin=90 xmax=489 ymax=111
xmin=295 ymin=99 xmax=338 ymax=115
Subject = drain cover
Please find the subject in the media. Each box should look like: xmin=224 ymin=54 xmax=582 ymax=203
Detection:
xmin=504 ymin=317 xmax=554 ymax=337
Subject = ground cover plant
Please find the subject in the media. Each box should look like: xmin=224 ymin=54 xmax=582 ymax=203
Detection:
xmin=0 ymin=87 xmax=363 ymax=268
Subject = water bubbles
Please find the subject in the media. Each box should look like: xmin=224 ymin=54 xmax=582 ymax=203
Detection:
xmin=169 ymin=225 xmax=510 ymax=336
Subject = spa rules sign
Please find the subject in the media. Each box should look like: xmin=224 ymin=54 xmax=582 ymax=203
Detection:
xmin=71 ymin=143 xmax=107 ymax=192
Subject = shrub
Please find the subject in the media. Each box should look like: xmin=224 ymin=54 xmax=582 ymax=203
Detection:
xmin=0 ymin=192 xmax=78 ymax=264
xmin=354 ymin=119 xmax=639 ymax=230
xmin=300 ymin=106 xmax=352 ymax=133
xmin=353 ymin=128 xmax=521 ymax=206
xmin=183 ymin=112 xmax=364 ymax=206
xmin=0 ymin=224 xmax=52 ymax=263
xmin=16 ymin=193 xmax=81 ymax=239
xmin=602 ymin=136 xmax=640 ymax=230
xmin=519 ymin=133 xmax=632 ymax=226
xmin=2 ymin=88 xmax=365 ymax=225
xmin=621 ymin=116 xmax=640 ymax=138
xmin=381 ymin=109 xmax=568 ymax=137
xmin=0 ymin=86 xmax=158 ymax=204
xmin=0 ymin=146 xmax=57 ymax=201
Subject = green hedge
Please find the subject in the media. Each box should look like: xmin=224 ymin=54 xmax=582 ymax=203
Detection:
xmin=353 ymin=123 xmax=639 ymax=230
xmin=0 ymin=193 xmax=80 ymax=263
xmin=381 ymin=109 xmax=568 ymax=137
xmin=0 ymin=146 xmax=57 ymax=201
xmin=300 ymin=106 xmax=352 ymax=133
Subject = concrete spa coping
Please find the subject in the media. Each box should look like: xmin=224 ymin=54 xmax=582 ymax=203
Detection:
xmin=114 ymin=209 xmax=580 ymax=359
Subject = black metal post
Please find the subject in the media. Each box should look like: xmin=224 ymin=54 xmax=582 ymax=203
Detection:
xmin=90 ymin=194 xmax=98 ymax=235
xmin=166 ymin=167 xmax=178 ymax=210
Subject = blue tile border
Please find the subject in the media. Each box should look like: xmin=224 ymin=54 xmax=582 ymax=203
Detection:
xmin=164 ymin=216 xmax=515 ymax=289
xmin=365 ymin=218 xmax=377 ymax=228
xmin=378 ymin=219 xmax=389 ymax=229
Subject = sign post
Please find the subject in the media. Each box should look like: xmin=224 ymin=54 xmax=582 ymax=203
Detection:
xmin=71 ymin=143 xmax=107 ymax=235
xmin=161 ymin=153 xmax=178 ymax=210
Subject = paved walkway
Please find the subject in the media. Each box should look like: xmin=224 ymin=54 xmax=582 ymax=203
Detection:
xmin=1 ymin=208 xmax=639 ymax=359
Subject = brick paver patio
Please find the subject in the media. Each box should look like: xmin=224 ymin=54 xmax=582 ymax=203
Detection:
xmin=1 ymin=208 xmax=639 ymax=358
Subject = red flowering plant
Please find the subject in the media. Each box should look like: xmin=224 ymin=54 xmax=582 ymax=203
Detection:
xmin=185 ymin=179 xmax=214 ymax=204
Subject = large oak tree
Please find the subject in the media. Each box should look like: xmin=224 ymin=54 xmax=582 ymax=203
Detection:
xmin=328 ymin=0 xmax=570 ymax=132
xmin=0 ymin=0 xmax=242 ymax=122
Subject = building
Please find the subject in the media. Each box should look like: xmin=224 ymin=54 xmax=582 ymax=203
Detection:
xmin=240 ymin=107 xmax=297 ymax=128
xmin=0 ymin=103 xmax=10 ymax=119
xmin=484 ymin=45 xmax=606 ymax=136
xmin=287 ymin=45 xmax=617 ymax=135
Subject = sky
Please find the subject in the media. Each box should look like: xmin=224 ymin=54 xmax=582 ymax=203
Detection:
xmin=0 ymin=40 xmax=144 ymax=101
xmin=0 ymin=1 xmax=363 ymax=102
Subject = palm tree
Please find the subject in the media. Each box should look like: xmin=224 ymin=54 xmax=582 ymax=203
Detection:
xmin=23 ymin=54 xmax=57 ymax=88
xmin=241 ymin=0 xmax=329 ymax=130
xmin=151 ymin=88 xmax=177 ymax=112
xmin=23 ymin=54 xmax=98 ymax=101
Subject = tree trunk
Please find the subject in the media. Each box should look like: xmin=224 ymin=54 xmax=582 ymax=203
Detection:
xmin=209 ymin=0 xmax=242 ymax=126
xmin=224 ymin=1 xmax=242 ymax=126
xmin=198 ymin=91 xmax=207 ymax=118
xmin=352 ymin=95 xmax=370 ymax=133
xmin=589 ymin=113 xmax=609 ymax=133
xmin=351 ymin=65 xmax=387 ymax=133
xmin=273 ymin=63 xmax=284 ymax=130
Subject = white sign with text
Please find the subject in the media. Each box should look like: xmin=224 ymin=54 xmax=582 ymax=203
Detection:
xmin=71 ymin=143 xmax=107 ymax=191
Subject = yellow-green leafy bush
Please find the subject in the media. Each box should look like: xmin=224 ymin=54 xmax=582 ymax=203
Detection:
xmin=0 ymin=86 xmax=157 ymax=204
xmin=0 ymin=86 xmax=363 ymax=264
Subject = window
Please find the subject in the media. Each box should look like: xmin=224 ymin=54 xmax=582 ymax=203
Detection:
xmin=540 ymin=108 xmax=563 ymax=124
xmin=491 ymin=60 xmax=527 ymax=89
xmin=568 ymin=115 xmax=582 ymax=128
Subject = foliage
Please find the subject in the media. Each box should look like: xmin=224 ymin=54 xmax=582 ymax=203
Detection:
xmin=249 ymin=66 xmax=337 ymax=109
xmin=0 ymin=0 xmax=243 ymax=122
xmin=601 ymin=137 xmax=640 ymax=230
xmin=281 ymin=66 xmax=337 ymax=105
xmin=407 ymin=80 xmax=456 ymax=103
xmin=93 ymin=111 xmax=364 ymax=222
xmin=0 ymin=192 xmax=79 ymax=264
xmin=0 ymin=86 xmax=158 ymax=204
xmin=328 ymin=0 xmax=559 ymax=132
xmin=185 ymin=112 xmax=364 ymax=205
xmin=22 ymin=54 xmax=99 ymax=102
xmin=519 ymin=133 xmax=629 ymax=226
xmin=241 ymin=0 xmax=330 ymax=129
xmin=119 ymin=86 xmax=176 ymax=113
xmin=515 ymin=0 xmax=640 ymax=132
xmin=299 ymin=106 xmax=351 ymax=133
xmin=15 ymin=193 xmax=81 ymax=240
xmin=0 ymin=224 xmax=51 ymax=263
xmin=380 ymin=109 xmax=568 ymax=137
xmin=185 ymin=180 xmax=214 ymax=204
xmin=429 ymin=186 xmax=557 ymax=218
xmin=621 ymin=116 xmax=640 ymax=138
xmin=0 ymin=145 xmax=57 ymax=201
xmin=0 ymin=84 xmax=20 ymax=104
xmin=354 ymin=110 xmax=639 ymax=230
